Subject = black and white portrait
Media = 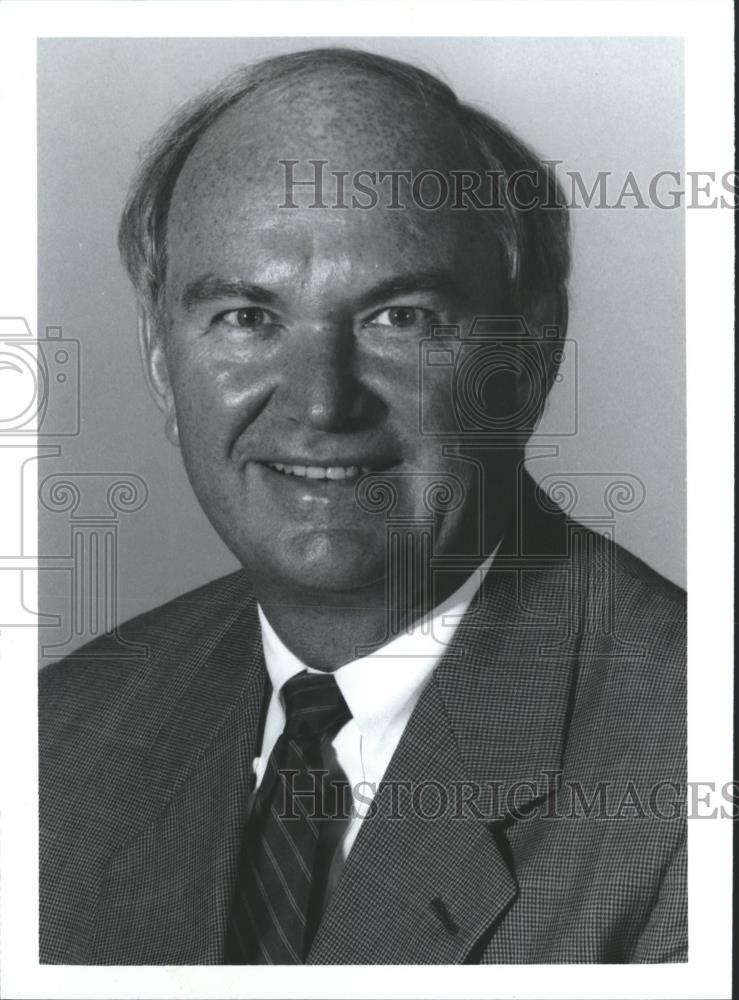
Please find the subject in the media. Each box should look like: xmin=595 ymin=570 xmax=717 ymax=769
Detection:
xmin=0 ymin=6 xmax=733 ymax=998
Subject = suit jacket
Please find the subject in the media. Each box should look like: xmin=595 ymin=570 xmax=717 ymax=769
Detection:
xmin=39 ymin=476 xmax=686 ymax=964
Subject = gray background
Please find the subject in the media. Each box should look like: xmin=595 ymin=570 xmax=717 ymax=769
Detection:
xmin=37 ymin=37 xmax=685 ymax=658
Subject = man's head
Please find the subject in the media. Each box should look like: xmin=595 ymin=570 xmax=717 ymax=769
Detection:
xmin=119 ymin=47 xmax=570 ymax=604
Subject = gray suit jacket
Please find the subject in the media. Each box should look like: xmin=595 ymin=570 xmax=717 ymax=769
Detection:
xmin=39 ymin=479 xmax=686 ymax=963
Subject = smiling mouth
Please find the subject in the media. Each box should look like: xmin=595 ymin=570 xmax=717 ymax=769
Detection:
xmin=265 ymin=462 xmax=374 ymax=481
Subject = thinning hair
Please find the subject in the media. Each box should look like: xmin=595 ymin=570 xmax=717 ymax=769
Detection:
xmin=119 ymin=46 xmax=570 ymax=339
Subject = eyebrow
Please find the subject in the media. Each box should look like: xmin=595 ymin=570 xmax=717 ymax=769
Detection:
xmin=353 ymin=270 xmax=465 ymax=310
xmin=180 ymin=268 xmax=465 ymax=313
xmin=181 ymin=276 xmax=277 ymax=312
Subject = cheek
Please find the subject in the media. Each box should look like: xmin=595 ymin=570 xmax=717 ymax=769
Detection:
xmin=407 ymin=363 xmax=459 ymax=443
xmin=372 ymin=344 xmax=457 ymax=430
xmin=165 ymin=344 xmax=270 ymax=445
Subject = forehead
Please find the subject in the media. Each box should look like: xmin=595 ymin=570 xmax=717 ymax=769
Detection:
xmin=165 ymin=71 xmax=492 ymax=289
xmin=174 ymin=67 xmax=472 ymax=197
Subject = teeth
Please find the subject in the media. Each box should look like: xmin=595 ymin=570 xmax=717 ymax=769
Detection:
xmin=266 ymin=463 xmax=372 ymax=480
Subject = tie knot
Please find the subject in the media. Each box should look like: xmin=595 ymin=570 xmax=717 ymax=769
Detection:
xmin=281 ymin=670 xmax=351 ymax=741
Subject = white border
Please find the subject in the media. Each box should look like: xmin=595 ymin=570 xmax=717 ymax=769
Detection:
xmin=0 ymin=2 xmax=733 ymax=998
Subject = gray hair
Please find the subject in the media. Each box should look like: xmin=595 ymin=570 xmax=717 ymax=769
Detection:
xmin=118 ymin=46 xmax=570 ymax=341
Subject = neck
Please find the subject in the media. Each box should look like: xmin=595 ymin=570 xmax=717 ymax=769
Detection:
xmin=252 ymin=465 xmax=522 ymax=669
xmin=256 ymin=562 xmax=476 ymax=671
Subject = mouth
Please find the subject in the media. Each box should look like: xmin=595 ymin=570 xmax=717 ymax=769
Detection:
xmin=264 ymin=462 xmax=374 ymax=481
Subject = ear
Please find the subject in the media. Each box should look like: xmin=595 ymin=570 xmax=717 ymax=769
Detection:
xmin=533 ymin=287 xmax=569 ymax=398
xmin=515 ymin=287 xmax=569 ymax=432
xmin=137 ymin=304 xmax=180 ymax=447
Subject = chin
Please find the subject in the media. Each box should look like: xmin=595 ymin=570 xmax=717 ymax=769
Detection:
xmin=251 ymin=528 xmax=386 ymax=596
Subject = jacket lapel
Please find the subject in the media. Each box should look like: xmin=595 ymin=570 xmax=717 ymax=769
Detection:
xmin=309 ymin=500 xmax=581 ymax=965
xmin=307 ymin=671 xmax=520 ymax=965
xmin=88 ymin=588 xmax=267 ymax=964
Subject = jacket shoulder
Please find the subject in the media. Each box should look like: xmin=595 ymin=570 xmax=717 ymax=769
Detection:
xmin=565 ymin=527 xmax=686 ymax=771
xmin=38 ymin=569 xmax=259 ymax=962
xmin=608 ymin=537 xmax=685 ymax=611
xmin=603 ymin=534 xmax=686 ymax=651
xmin=39 ymin=569 xmax=253 ymax=725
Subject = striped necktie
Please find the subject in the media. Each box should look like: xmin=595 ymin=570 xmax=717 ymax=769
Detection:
xmin=224 ymin=670 xmax=352 ymax=964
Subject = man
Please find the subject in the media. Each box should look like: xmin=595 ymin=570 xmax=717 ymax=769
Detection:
xmin=39 ymin=47 xmax=686 ymax=964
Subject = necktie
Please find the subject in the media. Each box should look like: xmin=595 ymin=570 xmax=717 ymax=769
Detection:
xmin=224 ymin=670 xmax=352 ymax=964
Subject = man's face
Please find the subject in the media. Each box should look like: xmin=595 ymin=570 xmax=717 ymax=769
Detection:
xmin=149 ymin=76 xmax=512 ymax=601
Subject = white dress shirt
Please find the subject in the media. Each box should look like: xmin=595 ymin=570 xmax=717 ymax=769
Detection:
xmin=253 ymin=548 xmax=496 ymax=871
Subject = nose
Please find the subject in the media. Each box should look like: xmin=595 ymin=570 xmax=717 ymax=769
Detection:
xmin=280 ymin=324 xmax=378 ymax=431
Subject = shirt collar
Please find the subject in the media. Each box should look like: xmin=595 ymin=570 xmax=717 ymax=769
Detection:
xmin=257 ymin=546 xmax=498 ymax=737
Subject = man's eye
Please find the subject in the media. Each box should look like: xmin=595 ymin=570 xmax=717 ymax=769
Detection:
xmin=366 ymin=306 xmax=426 ymax=329
xmin=218 ymin=307 xmax=273 ymax=329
